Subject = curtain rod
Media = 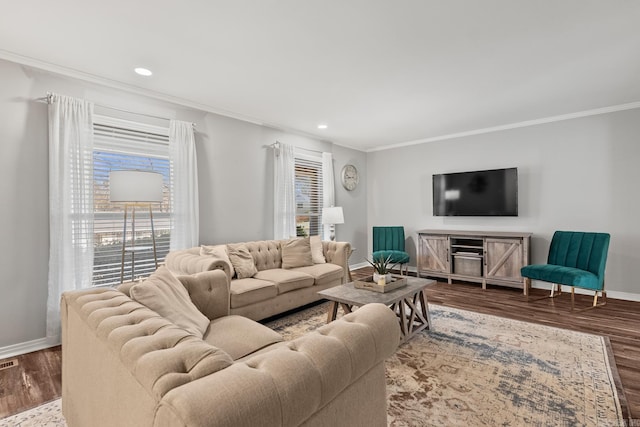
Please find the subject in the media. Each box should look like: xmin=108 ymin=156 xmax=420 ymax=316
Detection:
xmin=270 ymin=141 xmax=324 ymax=155
xmin=38 ymin=92 xmax=196 ymax=127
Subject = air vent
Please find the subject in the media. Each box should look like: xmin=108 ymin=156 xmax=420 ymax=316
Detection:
xmin=0 ymin=359 xmax=18 ymax=371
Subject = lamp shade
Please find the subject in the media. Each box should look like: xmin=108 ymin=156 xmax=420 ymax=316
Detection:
xmin=322 ymin=206 xmax=344 ymax=225
xmin=109 ymin=170 xmax=163 ymax=203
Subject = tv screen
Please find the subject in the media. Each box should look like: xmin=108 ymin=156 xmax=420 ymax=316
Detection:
xmin=433 ymin=168 xmax=518 ymax=216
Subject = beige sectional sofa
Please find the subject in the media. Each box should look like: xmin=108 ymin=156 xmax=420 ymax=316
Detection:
xmin=61 ymin=268 xmax=399 ymax=427
xmin=165 ymin=238 xmax=351 ymax=321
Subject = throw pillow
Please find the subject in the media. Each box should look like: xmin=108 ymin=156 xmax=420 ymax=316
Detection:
xmin=200 ymin=244 xmax=235 ymax=278
xmin=281 ymin=237 xmax=313 ymax=269
xmin=130 ymin=266 xmax=210 ymax=338
xmin=227 ymin=243 xmax=258 ymax=279
xmin=310 ymin=235 xmax=326 ymax=264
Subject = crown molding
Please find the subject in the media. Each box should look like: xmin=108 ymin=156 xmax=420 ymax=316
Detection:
xmin=4 ymin=49 xmax=636 ymax=155
xmin=367 ymin=101 xmax=640 ymax=153
xmin=0 ymin=49 xmax=271 ymax=126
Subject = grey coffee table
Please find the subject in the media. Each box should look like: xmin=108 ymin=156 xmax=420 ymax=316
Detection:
xmin=317 ymin=277 xmax=435 ymax=342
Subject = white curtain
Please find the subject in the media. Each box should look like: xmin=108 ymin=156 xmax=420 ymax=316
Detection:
xmin=169 ymin=120 xmax=199 ymax=250
xmin=274 ymin=142 xmax=296 ymax=239
xmin=46 ymin=93 xmax=95 ymax=344
xmin=321 ymin=152 xmax=336 ymax=240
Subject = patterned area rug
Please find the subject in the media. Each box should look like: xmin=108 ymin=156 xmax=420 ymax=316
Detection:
xmin=0 ymin=303 xmax=627 ymax=427
xmin=0 ymin=399 xmax=62 ymax=427
xmin=268 ymin=302 xmax=628 ymax=426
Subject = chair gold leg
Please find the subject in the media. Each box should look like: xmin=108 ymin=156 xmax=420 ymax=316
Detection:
xmin=528 ymin=281 xmax=608 ymax=313
xmin=401 ymin=264 xmax=408 ymax=276
xmin=549 ymin=283 xmax=562 ymax=298
xmin=572 ymin=289 xmax=607 ymax=312
xmin=527 ymin=281 xmax=565 ymax=302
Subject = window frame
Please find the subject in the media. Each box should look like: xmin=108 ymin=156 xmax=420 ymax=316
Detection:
xmin=91 ymin=115 xmax=171 ymax=286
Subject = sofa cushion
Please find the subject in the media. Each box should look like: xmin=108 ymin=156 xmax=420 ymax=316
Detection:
xmin=227 ymin=243 xmax=258 ymax=279
xmin=130 ymin=266 xmax=210 ymax=338
xmin=200 ymin=244 xmax=235 ymax=278
xmin=521 ymin=264 xmax=601 ymax=290
xmin=290 ymin=263 xmax=344 ymax=286
xmin=245 ymin=240 xmax=282 ymax=271
xmin=254 ymin=269 xmax=315 ymax=294
xmin=281 ymin=237 xmax=313 ymax=269
xmin=230 ymin=278 xmax=278 ymax=308
xmin=310 ymin=235 xmax=326 ymax=264
xmin=203 ymin=315 xmax=283 ymax=360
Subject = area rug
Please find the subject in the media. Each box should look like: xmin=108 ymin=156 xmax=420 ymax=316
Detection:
xmin=268 ymin=302 xmax=628 ymax=426
xmin=0 ymin=303 xmax=628 ymax=427
xmin=0 ymin=399 xmax=62 ymax=427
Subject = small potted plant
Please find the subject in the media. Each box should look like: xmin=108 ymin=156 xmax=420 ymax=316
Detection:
xmin=367 ymin=255 xmax=396 ymax=285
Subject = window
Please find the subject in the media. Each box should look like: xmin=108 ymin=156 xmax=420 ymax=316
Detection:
xmin=92 ymin=116 xmax=171 ymax=286
xmin=295 ymin=154 xmax=323 ymax=237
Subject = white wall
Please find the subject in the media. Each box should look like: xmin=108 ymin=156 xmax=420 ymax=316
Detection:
xmin=4 ymin=50 xmax=636 ymax=354
xmin=333 ymin=145 xmax=368 ymax=264
xmin=367 ymin=108 xmax=640 ymax=296
xmin=195 ymin=114 xmax=366 ymax=249
xmin=0 ymin=58 xmax=365 ymax=351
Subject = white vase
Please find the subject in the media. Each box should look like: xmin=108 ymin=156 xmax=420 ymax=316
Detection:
xmin=373 ymin=272 xmax=393 ymax=285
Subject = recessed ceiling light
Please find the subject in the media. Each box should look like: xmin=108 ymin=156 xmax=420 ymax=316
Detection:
xmin=134 ymin=67 xmax=153 ymax=77
xmin=317 ymin=124 xmax=328 ymax=129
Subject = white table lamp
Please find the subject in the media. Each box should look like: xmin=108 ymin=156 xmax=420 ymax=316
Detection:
xmin=322 ymin=206 xmax=344 ymax=241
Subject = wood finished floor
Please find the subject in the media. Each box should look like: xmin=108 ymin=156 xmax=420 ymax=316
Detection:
xmin=0 ymin=345 xmax=61 ymax=419
xmin=353 ymin=267 xmax=640 ymax=418
xmin=1 ymin=267 xmax=639 ymax=419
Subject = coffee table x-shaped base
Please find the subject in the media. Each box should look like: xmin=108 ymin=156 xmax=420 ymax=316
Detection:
xmin=319 ymin=278 xmax=435 ymax=343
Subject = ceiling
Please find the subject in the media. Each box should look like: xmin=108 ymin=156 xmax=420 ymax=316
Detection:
xmin=1 ymin=1 xmax=639 ymax=151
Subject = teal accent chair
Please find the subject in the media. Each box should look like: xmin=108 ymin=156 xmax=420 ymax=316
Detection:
xmin=521 ymin=231 xmax=610 ymax=311
xmin=372 ymin=226 xmax=410 ymax=276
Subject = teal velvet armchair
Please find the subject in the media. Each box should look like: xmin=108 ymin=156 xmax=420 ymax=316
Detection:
xmin=520 ymin=231 xmax=610 ymax=310
xmin=372 ymin=226 xmax=410 ymax=275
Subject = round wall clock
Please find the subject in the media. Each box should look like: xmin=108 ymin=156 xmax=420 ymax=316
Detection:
xmin=341 ymin=164 xmax=359 ymax=191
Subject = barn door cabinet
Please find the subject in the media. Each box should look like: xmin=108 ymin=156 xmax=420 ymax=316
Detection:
xmin=417 ymin=230 xmax=531 ymax=294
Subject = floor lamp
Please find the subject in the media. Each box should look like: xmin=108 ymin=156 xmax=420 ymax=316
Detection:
xmin=110 ymin=170 xmax=163 ymax=283
xmin=322 ymin=206 xmax=344 ymax=241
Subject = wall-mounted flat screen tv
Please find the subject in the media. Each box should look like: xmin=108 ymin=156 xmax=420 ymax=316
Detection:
xmin=433 ymin=167 xmax=518 ymax=216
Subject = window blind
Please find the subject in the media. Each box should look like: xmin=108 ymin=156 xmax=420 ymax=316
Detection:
xmin=92 ymin=115 xmax=171 ymax=286
xmin=295 ymin=154 xmax=324 ymax=237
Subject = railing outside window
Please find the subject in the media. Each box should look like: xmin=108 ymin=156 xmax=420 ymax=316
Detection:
xmin=295 ymin=155 xmax=323 ymax=237
xmin=92 ymin=116 xmax=171 ymax=286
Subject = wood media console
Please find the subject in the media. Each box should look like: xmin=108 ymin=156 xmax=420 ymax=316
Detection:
xmin=417 ymin=230 xmax=532 ymax=295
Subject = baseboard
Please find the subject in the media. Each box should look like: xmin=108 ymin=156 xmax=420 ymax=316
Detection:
xmin=2 ymin=274 xmax=638 ymax=360
xmin=381 ymin=266 xmax=640 ymax=303
xmin=349 ymin=262 xmax=369 ymax=270
xmin=530 ymin=281 xmax=640 ymax=302
xmin=0 ymin=337 xmax=58 ymax=360
xmin=605 ymin=290 xmax=640 ymax=302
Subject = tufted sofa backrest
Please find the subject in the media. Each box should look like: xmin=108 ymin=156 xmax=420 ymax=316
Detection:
xmin=243 ymin=240 xmax=284 ymax=271
xmin=547 ymin=231 xmax=610 ymax=283
xmin=63 ymin=289 xmax=233 ymax=400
